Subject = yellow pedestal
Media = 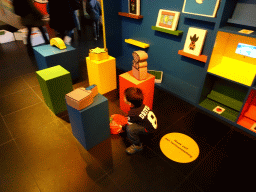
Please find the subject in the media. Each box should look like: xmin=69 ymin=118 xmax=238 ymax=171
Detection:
xmin=86 ymin=56 xmax=117 ymax=94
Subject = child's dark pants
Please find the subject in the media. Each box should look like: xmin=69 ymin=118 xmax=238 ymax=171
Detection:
xmin=126 ymin=123 xmax=148 ymax=146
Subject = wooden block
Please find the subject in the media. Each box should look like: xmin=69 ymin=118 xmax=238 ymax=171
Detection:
xmin=85 ymin=84 xmax=98 ymax=98
xmin=65 ymin=88 xmax=94 ymax=110
xmin=133 ymin=60 xmax=148 ymax=68
xmin=132 ymin=66 xmax=148 ymax=81
xmin=119 ymin=71 xmax=155 ymax=113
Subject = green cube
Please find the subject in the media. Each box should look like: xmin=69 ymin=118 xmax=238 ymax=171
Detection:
xmin=36 ymin=65 xmax=73 ymax=114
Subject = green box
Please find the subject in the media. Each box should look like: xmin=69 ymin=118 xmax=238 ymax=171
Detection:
xmin=36 ymin=65 xmax=73 ymax=114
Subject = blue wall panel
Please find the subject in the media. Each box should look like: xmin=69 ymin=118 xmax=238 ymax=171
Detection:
xmin=104 ymin=0 xmax=256 ymax=136
xmin=105 ymin=0 xmax=222 ymax=103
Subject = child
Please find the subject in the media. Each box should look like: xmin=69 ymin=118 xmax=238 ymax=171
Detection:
xmin=123 ymin=87 xmax=157 ymax=154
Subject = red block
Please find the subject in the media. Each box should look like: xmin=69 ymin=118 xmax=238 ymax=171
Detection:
xmin=119 ymin=71 xmax=155 ymax=114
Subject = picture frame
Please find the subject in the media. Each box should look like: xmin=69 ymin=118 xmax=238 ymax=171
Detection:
xmin=128 ymin=0 xmax=140 ymax=15
xmin=182 ymin=0 xmax=220 ymax=18
xmin=156 ymin=9 xmax=180 ymax=31
xmin=183 ymin=27 xmax=207 ymax=56
xmin=148 ymin=70 xmax=163 ymax=83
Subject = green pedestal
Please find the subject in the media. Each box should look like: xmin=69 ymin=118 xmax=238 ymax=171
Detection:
xmin=36 ymin=65 xmax=73 ymax=114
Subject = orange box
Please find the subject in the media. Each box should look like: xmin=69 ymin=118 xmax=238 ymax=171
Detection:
xmin=65 ymin=88 xmax=94 ymax=110
xmin=119 ymin=71 xmax=155 ymax=114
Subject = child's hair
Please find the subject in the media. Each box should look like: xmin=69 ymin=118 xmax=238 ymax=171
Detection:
xmin=124 ymin=87 xmax=144 ymax=108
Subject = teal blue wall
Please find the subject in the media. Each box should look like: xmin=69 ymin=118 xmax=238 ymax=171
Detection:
xmin=104 ymin=0 xmax=234 ymax=104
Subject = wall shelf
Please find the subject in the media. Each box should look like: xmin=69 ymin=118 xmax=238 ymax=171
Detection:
xmin=199 ymin=75 xmax=248 ymax=122
xmin=181 ymin=13 xmax=217 ymax=24
xmin=208 ymin=61 xmax=256 ymax=86
xmin=125 ymin=39 xmax=150 ymax=48
xmin=207 ymin=72 xmax=250 ymax=88
xmin=219 ymin=25 xmax=256 ymax=38
xmin=151 ymin=26 xmax=183 ymax=36
xmin=118 ymin=12 xmax=143 ymax=19
xmin=178 ymin=50 xmax=207 ymax=63
xmin=199 ymin=99 xmax=239 ymax=122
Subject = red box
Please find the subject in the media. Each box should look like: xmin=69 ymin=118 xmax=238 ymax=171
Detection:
xmin=119 ymin=71 xmax=155 ymax=114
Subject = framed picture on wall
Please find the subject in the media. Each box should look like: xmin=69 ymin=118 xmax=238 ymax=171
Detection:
xmin=156 ymin=9 xmax=180 ymax=31
xmin=182 ymin=0 xmax=220 ymax=18
xmin=128 ymin=0 xmax=140 ymax=15
xmin=183 ymin=27 xmax=207 ymax=56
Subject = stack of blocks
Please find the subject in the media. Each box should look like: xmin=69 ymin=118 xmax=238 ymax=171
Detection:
xmin=36 ymin=65 xmax=73 ymax=114
xmin=119 ymin=71 xmax=155 ymax=114
xmin=66 ymin=85 xmax=110 ymax=150
xmin=86 ymin=47 xmax=117 ymax=94
xmin=33 ymin=44 xmax=79 ymax=80
xmin=132 ymin=50 xmax=148 ymax=81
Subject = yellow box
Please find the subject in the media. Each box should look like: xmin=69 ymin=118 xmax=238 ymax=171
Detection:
xmin=86 ymin=56 xmax=117 ymax=94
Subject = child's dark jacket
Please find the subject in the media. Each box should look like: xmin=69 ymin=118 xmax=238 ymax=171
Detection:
xmin=128 ymin=104 xmax=157 ymax=133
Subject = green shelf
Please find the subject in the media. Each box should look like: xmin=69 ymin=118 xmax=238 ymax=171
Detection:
xmin=151 ymin=26 xmax=183 ymax=36
xmin=207 ymin=90 xmax=243 ymax=111
xmin=199 ymin=98 xmax=239 ymax=122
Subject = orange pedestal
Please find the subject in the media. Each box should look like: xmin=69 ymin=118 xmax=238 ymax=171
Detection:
xmin=119 ymin=71 xmax=155 ymax=114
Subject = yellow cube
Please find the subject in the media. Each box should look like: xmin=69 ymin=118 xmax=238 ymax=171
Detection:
xmin=86 ymin=56 xmax=117 ymax=94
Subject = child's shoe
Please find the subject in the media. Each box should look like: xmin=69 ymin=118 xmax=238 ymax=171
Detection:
xmin=126 ymin=144 xmax=143 ymax=154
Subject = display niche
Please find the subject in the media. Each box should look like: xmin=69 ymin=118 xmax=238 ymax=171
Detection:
xmin=199 ymin=74 xmax=249 ymax=122
xmin=208 ymin=31 xmax=256 ymax=86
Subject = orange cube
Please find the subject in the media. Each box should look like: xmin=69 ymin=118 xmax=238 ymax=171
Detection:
xmin=119 ymin=71 xmax=155 ymax=113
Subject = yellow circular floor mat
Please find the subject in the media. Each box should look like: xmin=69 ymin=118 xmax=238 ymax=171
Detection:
xmin=160 ymin=132 xmax=199 ymax=163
